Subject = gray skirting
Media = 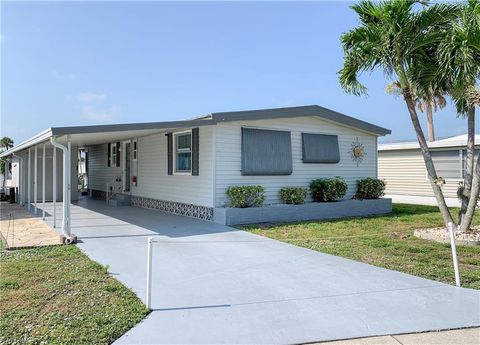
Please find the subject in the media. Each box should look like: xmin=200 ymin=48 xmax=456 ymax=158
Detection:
xmin=131 ymin=196 xmax=214 ymax=221
xmin=90 ymin=189 xmax=107 ymax=200
xmin=214 ymin=198 xmax=392 ymax=225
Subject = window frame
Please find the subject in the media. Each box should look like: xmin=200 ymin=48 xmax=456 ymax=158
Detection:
xmin=110 ymin=142 xmax=117 ymax=168
xmin=132 ymin=139 xmax=138 ymax=161
xmin=173 ymin=130 xmax=193 ymax=175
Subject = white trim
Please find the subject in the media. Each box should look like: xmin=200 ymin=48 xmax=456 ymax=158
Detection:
xmin=122 ymin=140 xmax=131 ymax=193
xmin=173 ymin=129 xmax=193 ymax=175
xmin=211 ymin=126 xmax=216 ymax=207
xmin=132 ymin=139 xmax=138 ymax=161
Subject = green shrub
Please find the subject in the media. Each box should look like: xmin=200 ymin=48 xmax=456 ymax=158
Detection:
xmin=226 ymin=185 xmax=265 ymax=208
xmin=310 ymin=177 xmax=348 ymax=202
xmin=355 ymin=178 xmax=386 ymax=199
xmin=279 ymin=187 xmax=308 ymax=204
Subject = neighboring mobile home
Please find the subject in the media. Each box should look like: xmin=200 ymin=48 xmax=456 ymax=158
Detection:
xmin=378 ymin=134 xmax=480 ymax=206
xmin=1 ymin=105 xmax=390 ymax=231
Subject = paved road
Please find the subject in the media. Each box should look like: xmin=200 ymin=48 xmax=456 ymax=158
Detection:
xmin=43 ymin=199 xmax=480 ymax=344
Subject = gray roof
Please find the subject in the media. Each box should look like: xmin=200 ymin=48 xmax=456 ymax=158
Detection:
xmin=1 ymin=105 xmax=390 ymax=157
xmin=211 ymin=105 xmax=391 ymax=135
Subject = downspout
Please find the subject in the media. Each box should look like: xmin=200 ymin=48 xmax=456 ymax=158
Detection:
xmin=12 ymin=154 xmax=23 ymax=205
xmin=50 ymin=136 xmax=72 ymax=242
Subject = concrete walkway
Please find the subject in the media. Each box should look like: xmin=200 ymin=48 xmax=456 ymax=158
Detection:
xmin=40 ymin=198 xmax=479 ymax=344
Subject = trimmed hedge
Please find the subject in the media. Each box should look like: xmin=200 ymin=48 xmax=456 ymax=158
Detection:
xmin=310 ymin=177 xmax=348 ymax=202
xmin=226 ymin=185 xmax=265 ymax=208
xmin=355 ymin=178 xmax=386 ymax=199
xmin=279 ymin=187 xmax=308 ymax=205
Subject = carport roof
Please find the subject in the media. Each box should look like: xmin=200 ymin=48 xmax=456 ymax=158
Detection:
xmin=1 ymin=105 xmax=390 ymax=157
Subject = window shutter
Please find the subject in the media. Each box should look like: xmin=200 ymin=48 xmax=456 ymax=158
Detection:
xmin=166 ymin=133 xmax=173 ymax=175
xmin=241 ymin=127 xmax=292 ymax=175
xmin=192 ymin=128 xmax=199 ymax=176
xmin=107 ymin=143 xmax=111 ymax=167
xmin=116 ymin=142 xmax=121 ymax=167
xmin=302 ymin=133 xmax=340 ymax=163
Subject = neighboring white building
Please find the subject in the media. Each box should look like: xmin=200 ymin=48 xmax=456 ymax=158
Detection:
xmin=378 ymin=134 xmax=480 ymax=207
xmin=1 ymin=105 xmax=390 ymax=226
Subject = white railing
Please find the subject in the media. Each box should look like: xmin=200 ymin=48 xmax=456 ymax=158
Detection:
xmin=447 ymin=222 xmax=461 ymax=287
xmin=106 ymin=177 xmax=123 ymax=204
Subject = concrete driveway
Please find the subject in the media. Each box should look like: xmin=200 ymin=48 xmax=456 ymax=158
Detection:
xmin=44 ymin=198 xmax=480 ymax=344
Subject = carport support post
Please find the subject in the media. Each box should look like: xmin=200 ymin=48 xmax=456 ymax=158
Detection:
xmin=66 ymin=137 xmax=71 ymax=232
xmin=34 ymin=146 xmax=38 ymax=214
xmin=42 ymin=143 xmax=46 ymax=220
xmin=50 ymin=136 xmax=71 ymax=238
xmin=448 ymin=222 xmax=461 ymax=287
xmin=28 ymin=148 xmax=31 ymax=211
xmin=53 ymin=146 xmax=57 ymax=228
xmin=146 ymin=236 xmax=153 ymax=309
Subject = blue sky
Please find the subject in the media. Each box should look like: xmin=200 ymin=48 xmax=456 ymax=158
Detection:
xmin=1 ymin=1 xmax=477 ymax=144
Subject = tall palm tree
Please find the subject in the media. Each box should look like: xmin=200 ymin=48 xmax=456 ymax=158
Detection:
xmin=438 ymin=0 xmax=480 ymax=231
xmin=338 ymin=0 xmax=459 ymax=226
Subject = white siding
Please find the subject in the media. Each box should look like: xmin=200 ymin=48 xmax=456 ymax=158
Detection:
xmin=378 ymin=149 xmax=459 ymax=198
xmin=87 ymin=144 xmax=122 ymax=192
xmin=87 ymin=126 xmax=215 ymax=207
xmin=134 ymin=126 xmax=214 ymax=207
xmin=214 ymin=116 xmax=378 ymax=207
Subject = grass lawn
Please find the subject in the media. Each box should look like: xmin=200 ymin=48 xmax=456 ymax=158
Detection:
xmin=0 ymin=244 xmax=148 ymax=345
xmin=243 ymin=204 xmax=480 ymax=289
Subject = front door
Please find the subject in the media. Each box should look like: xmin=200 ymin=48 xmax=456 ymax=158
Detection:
xmin=123 ymin=142 xmax=131 ymax=192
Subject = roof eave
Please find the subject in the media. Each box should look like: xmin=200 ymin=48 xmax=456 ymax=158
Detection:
xmin=0 ymin=128 xmax=53 ymax=158
xmin=212 ymin=105 xmax=391 ymax=136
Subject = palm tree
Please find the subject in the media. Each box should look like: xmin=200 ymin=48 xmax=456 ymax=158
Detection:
xmin=338 ymin=0 xmax=459 ymax=226
xmin=438 ymin=0 xmax=480 ymax=231
xmin=0 ymin=137 xmax=14 ymax=150
xmin=0 ymin=137 xmax=14 ymax=187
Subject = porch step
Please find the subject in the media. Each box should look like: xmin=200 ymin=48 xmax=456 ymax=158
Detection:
xmin=108 ymin=194 xmax=131 ymax=207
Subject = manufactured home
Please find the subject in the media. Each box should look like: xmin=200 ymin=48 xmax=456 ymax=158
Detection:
xmin=378 ymin=134 xmax=479 ymax=206
xmin=1 ymin=105 xmax=390 ymax=231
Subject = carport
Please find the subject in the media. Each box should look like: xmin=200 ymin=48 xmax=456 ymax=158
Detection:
xmin=34 ymin=197 xmax=479 ymax=344
xmin=0 ymin=118 xmax=215 ymax=241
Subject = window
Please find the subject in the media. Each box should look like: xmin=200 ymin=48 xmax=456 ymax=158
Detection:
xmin=110 ymin=143 xmax=117 ymax=167
xmin=302 ymin=133 xmax=340 ymax=163
xmin=241 ymin=127 xmax=292 ymax=175
xmin=174 ymin=131 xmax=192 ymax=173
xmin=133 ymin=140 xmax=138 ymax=161
xmin=431 ymin=150 xmax=461 ymax=179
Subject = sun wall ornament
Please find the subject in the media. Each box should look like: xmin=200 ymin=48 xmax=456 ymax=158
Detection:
xmin=350 ymin=137 xmax=366 ymax=166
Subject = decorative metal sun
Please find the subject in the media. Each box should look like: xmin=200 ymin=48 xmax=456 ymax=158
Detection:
xmin=350 ymin=137 xmax=366 ymax=166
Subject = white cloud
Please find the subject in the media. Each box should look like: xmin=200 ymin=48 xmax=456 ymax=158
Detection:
xmin=81 ymin=105 xmax=118 ymax=123
xmin=76 ymin=92 xmax=107 ymax=102
xmin=74 ymin=92 xmax=119 ymax=123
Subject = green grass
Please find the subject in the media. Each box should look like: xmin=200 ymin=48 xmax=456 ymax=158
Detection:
xmin=243 ymin=204 xmax=480 ymax=289
xmin=0 ymin=245 xmax=149 ymax=345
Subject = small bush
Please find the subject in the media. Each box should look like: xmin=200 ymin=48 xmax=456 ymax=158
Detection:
xmin=279 ymin=187 xmax=308 ymax=204
xmin=355 ymin=178 xmax=386 ymax=199
xmin=226 ymin=185 xmax=265 ymax=208
xmin=310 ymin=177 xmax=348 ymax=202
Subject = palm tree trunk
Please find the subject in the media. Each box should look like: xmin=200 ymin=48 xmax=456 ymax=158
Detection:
xmin=403 ymin=90 xmax=454 ymax=226
xmin=426 ymin=102 xmax=435 ymax=142
xmin=459 ymin=150 xmax=480 ymax=232
xmin=459 ymin=106 xmax=475 ymax=224
xmin=459 ymin=106 xmax=477 ymax=231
